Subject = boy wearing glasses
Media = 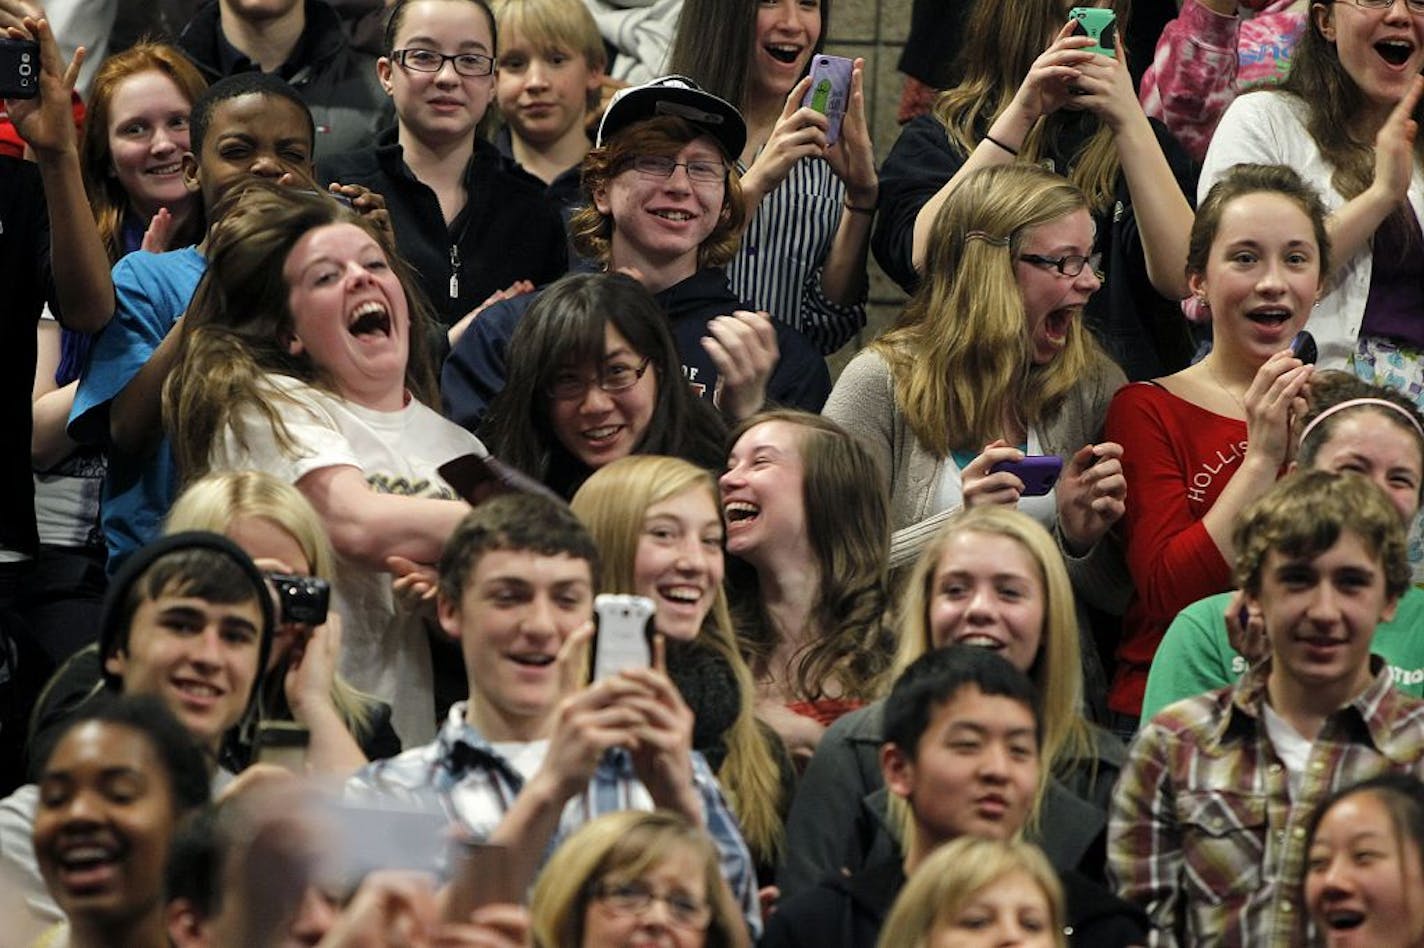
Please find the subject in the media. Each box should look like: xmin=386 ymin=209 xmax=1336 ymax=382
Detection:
xmin=318 ymin=0 xmax=568 ymax=342
xmin=442 ymin=74 xmax=831 ymax=432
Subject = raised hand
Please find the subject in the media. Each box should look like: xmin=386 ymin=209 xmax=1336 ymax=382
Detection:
xmin=3 ymin=16 xmax=81 ymax=157
xmin=704 ymin=309 xmax=778 ymax=421
xmin=1055 ymin=441 xmax=1127 ymax=553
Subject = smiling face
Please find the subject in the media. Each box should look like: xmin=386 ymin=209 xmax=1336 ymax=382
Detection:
xmin=496 ymin=29 xmax=601 ymax=149
xmin=1308 ymin=411 xmax=1424 ymax=524
xmin=547 ymin=324 xmax=658 ymax=470
xmin=106 ymin=69 xmax=193 ymax=219
xmin=283 ymin=222 xmax=411 ymax=412
xmin=928 ymin=871 xmax=1058 ymax=948
xmin=1012 ymin=209 xmax=1100 ymax=366
xmin=882 ymin=685 xmax=1040 ymax=846
xmin=104 ymin=590 xmax=262 ymax=751
xmin=379 ymin=0 xmax=496 ymax=145
xmin=593 ymin=136 xmax=727 ymax=279
xmin=751 ymin=0 xmax=822 ymax=105
xmin=580 ymin=844 xmax=710 ymax=948
xmin=1307 ymin=791 xmax=1424 ymax=948
xmin=1315 ymin=0 xmax=1424 ymax=122
xmin=1190 ymin=191 xmax=1320 ymax=365
xmin=720 ymin=420 xmax=809 ymax=566
xmin=632 ymin=486 xmax=725 ymax=642
xmin=33 ymin=722 xmax=178 ymax=928
xmin=927 ymin=532 xmax=1046 ymax=675
xmin=438 ymin=549 xmax=594 ymax=740
xmin=183 ymin=92 xmax=315 ymax=213
xmin=1252 ymin=529 xmax=1397 ymax=698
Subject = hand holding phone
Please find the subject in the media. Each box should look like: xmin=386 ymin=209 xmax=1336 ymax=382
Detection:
xmin=1290 ymin=330 xmax=1318 ymax=365
xmin=0 ymin=38 xmax=39 ymax=99
xmin=590 ymin=594 xmax=655 ymax=681
xmin=802 ymin=54 xmax=853 ymax=145
xmin=1067 ymin=7 xmax=1117 ymax=58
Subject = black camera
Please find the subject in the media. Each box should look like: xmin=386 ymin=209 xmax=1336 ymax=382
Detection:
xmin=0 ymin=38 xmax=39 ymax=100
xmin=268 ymin=573 xmax=331 ymax=626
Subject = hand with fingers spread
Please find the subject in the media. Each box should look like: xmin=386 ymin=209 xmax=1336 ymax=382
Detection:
xmin=3 ymin=16 xmax=82 ymax=157
xmin=961 ymin=440 xmax=1028 ymax=509
xmin=704 ymin=310 xmax=778 ymax=421
xmin=822 ymin=58 xmax=878 ymax=205
xmin=741 ymin=76 xmax=830 ymax=201
xmin=1056 ymin=441 xmax=1127 ymax=553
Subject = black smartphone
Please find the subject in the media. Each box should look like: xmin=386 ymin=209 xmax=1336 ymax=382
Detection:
xmin=0 ymin=38 xmax=39 ymax=100
xmin=1290 ymin=330 xmax=1318 ymax=365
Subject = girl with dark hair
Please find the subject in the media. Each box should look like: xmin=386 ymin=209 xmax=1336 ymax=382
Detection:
xmin=719 ymin=410 xmax=896 ymax=763
xmin=1201 ymin=0 xmax=1424 ymax=397
xmin=666 ymin=0 xmax=877 ymax=353
xmin=480 ymin=272 xmax=727 ymax=497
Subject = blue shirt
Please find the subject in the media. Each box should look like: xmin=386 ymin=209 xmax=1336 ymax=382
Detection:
xmin=346 ymin=702 xmax=762 ymax=936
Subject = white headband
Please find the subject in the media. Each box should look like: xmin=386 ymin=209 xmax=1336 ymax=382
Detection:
xmin=1298 ymin=398 xmax=1424 ymax=449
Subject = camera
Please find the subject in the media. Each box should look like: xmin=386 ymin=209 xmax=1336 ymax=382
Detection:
xmin=0 ymin=38 xmax=39 ymax=100
xmin=268 ymin=573 xmax=331 ymax=625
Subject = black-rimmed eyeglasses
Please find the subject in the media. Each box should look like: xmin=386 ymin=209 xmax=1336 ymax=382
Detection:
xmin=391 ymin=48 xmax=495 ymax=77
xmin=1017 ymin=251 xmax=1104 ymax=278
xmin=546 ymin=358 xmax=652 ymax=400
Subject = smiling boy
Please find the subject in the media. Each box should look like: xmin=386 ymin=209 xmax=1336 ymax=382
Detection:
xmin=1110 ymin=469 xmax=1424 ymax=946
xmin=344 ymin=494 xmax=760 ymax=934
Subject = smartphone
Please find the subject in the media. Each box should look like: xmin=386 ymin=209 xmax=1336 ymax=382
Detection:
xmin=1068 ymin=7 xmax=1117 ymax=58
xmin=438 ymin=452 xmax=564 ymax=506
xmin=443 ymin=842 xmax=520 ymax=923
xmin=253 ymin=721 xmax=310 ymax=774
xmin=590 ymin=594 xmax=655 ymax=681
xmin=989 ymin=455 xmax=1064 ymax=497
xmin=0 ymin=38 xmax=39 ymax=100
xmin=1290 ymin=330 xmax=1318 ymax=365
xmin=803 ymin=54 xmax=853 ymax=145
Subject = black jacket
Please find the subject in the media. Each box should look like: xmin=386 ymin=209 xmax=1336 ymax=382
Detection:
xmin=441 ymin=267 xmax=832 ymax=432
xmin=320 ymin=130 xmax=569 ymax=330
xmin=872 ymin=112 xmax=1198 ymax=381
xmin=177 ymin=0 xmax=391 ymax=159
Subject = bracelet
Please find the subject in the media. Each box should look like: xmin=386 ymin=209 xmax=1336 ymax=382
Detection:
xmin=843 ymin=199 xmax=878 ymax=214
xmin=983 ymin=134 xmax=1020 ymax=157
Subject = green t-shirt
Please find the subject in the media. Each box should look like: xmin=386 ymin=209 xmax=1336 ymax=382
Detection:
xmin=1140 ymin=586 xmax=1424 ymax=724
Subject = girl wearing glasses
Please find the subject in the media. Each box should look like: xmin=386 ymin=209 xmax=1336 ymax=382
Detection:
xmin=873 ymin=0 xmax=1197 ymax=382
xmin=318 ymin=0 xmax=568 ymax=339
xmin=1202 ymin=0 xmax=1424 ymax=403
xmin=823 ymin=163 xmax=1128 ymax=608
xmin=1101 ymin=164 xmax=1327 ymax=723
xmin=530 ymin=809 xmax=751 ymax=948
xmin=481 ymin=272 xmax=728 ymax=497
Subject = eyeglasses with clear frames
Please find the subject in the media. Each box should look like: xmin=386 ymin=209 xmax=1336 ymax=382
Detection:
xmin=392 ymin=48 xmax=495 ymax=77
xmin=628 ymin=154 xmax=728 ymax=184
xmin=546 ymin=357 xmax=652 ymax=400
xmin=1017 ymin=251 xmax=1104 ymax=278
xmin=591 ymin=880 xmax=713 ymax=930
xmin=1337 ymin=0 xmax=1424 ymax=12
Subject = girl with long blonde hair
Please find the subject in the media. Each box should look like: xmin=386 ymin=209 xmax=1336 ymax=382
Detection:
xmin=571 ymin=455 xmax=788 ymax=874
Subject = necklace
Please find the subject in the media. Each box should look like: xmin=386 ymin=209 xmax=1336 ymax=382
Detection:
xmin=1204 ymin=359 xmax=1248 ymax=418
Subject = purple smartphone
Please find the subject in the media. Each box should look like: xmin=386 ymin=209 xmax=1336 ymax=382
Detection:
xmin=989 ymin=455 xmax=1064 ymax=497
xmin=803 ymin=54 xmax=853 ymax=145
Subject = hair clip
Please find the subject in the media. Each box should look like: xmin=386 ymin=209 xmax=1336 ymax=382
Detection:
xmin=964 ymin=230 xmax=1009 ymax=247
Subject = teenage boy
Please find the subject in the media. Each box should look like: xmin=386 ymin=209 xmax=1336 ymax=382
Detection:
xmin=69 ymin=72 xmax=324 ymax=573
xmin=493 ymin=0 xmax=606 ymax=226
xmin=0 ymin=531 xmax=275 ymax=931
xmin=442 ymin=75 xmax=831 ymax=431
xmin=764 ymin=647 xmax=1146 ymax=948
xmin=345 ymin=494 xmax=760 ymax=933
xmin=175 ymin=0 xmax=390 ymax=158
xmin=1109 ymin=469 xmax=1424 ymax=946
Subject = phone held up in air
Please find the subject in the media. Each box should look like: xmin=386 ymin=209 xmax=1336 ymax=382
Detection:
xmin=590 ymin=594 xmax=655 ymax=682
xmin=1067 ymin=7 xmax=1117 ymax=58
xmin=990 ymin=455 xmax=1065 ymax=497
xmin=0 ymin=38 xmax=40 ymax=99
xmin=803 ymin=54 xmax=854 ymax=145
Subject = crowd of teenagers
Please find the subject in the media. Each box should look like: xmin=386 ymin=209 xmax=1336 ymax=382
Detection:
xmin=10 ymin=0 xmax=1424 ymax=944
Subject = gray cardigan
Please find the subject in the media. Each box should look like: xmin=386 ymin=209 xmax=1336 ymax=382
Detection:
xmin=822 ymin=348 xmax=1131 ymax=614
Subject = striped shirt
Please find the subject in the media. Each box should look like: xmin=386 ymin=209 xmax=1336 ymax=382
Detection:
xmin=345 ymin=702 xmax=761 ymax=935
xmin=728 ymin=155 xmax=866 ymax=354
xmin=1108 ymin=659 xmax=1424 ymax=947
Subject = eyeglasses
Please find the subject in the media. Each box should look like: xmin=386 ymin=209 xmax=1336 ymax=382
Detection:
xmin=592 ymin=880 xmax=712 ymax=930
xmin=546 ymin=357 xmax=652 ymax=400
xmin=392 ymin=48 xmax=495 ymax=77
xmin=627 ymin=154 xmax=727 ymax=184
xmin=1336 ymin=0 xmax=1424 ymax=12
xmin=1017 ymin=251 xmax=1103 ymax=278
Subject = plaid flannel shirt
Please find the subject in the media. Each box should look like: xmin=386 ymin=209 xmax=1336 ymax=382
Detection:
xmin=1108 ymin=658 xmax=1424 ymax=947
xmin=345 ymin=703 xmax=761 ymax=936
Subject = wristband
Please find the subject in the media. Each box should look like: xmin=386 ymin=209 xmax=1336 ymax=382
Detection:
xmin=983 ymin=134 xmax=1020 ymax=157
xmin=843 ymin=199 xmax=877 ymax=214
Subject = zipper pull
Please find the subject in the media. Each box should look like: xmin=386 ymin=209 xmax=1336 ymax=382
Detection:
xmin=449 ymin=245 xmax=461 ymax=299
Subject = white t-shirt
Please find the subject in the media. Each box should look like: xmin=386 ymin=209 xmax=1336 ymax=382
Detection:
xmin=1262 ymin=702 xmax=1313 ymax=801
xmin=212 ymin=374 xmax=485 ymax=746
